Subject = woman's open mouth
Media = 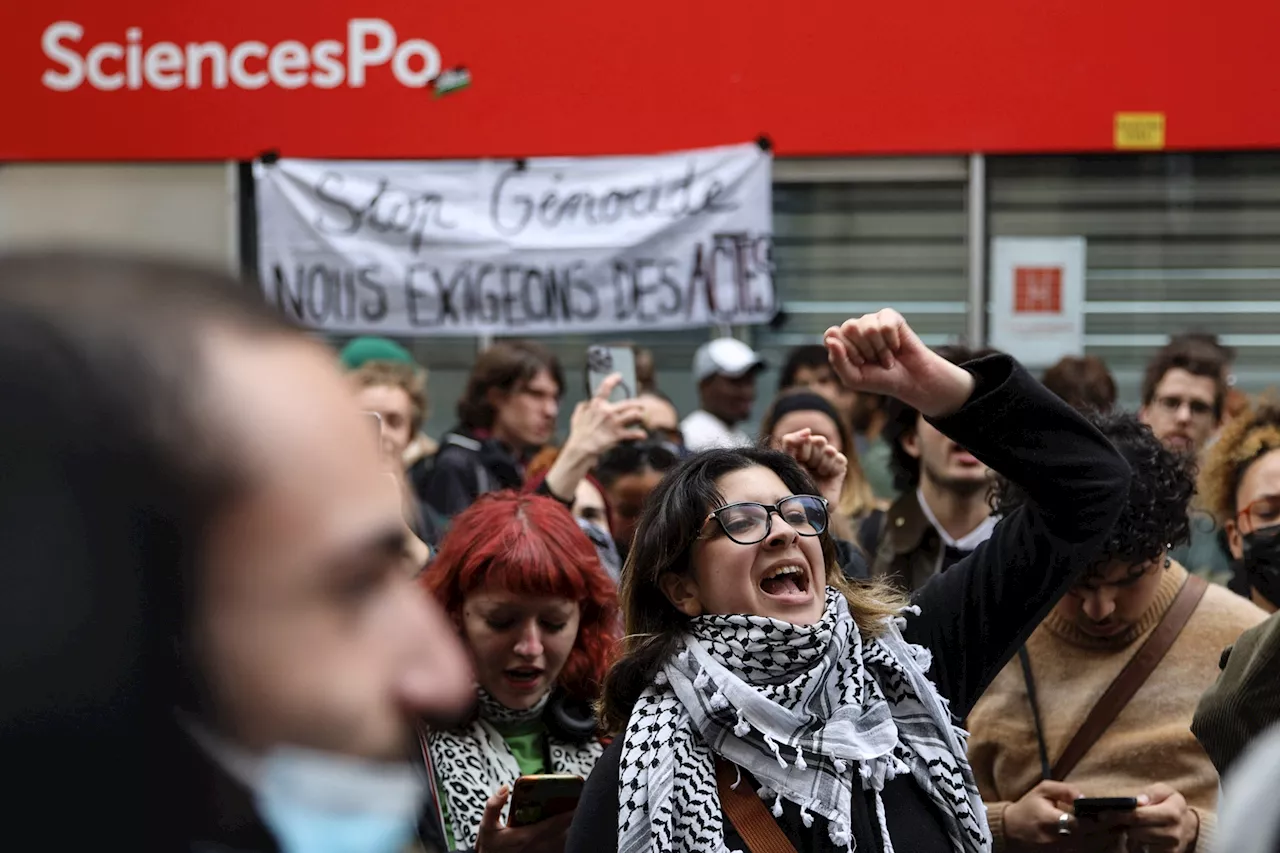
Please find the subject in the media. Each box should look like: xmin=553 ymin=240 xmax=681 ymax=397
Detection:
xmin=502 ymin=666 xmax=545 ymax=692
xmin=759 ymin=563 xmax=812 ymax=603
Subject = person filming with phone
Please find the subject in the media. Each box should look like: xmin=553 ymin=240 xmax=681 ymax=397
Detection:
xmin=418 ymin=491 xmax=619 ymax=853
xmin=965 ymin=413 xmax=1266 ymax=853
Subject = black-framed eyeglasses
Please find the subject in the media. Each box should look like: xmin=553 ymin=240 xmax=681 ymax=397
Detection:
xmin=701 ymin=495 xmax=829 ymax=545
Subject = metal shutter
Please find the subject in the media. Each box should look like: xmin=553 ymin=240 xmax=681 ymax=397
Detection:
xmin=988 ymin=152 xmax=1280 ymax=404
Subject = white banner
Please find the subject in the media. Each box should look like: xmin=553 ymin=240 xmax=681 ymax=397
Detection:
xmin=254 ymin=143 xmax=775 ymax=335
xmin=989 ymin=236 xmax=1087 ymax=367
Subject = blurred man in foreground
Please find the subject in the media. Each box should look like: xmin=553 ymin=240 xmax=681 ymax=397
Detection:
xmin=0 ymin=253 xmax=472 ymax=850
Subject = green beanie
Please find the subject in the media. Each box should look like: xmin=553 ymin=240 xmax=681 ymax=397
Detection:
xmin=339 ymin=336 xmax=415 ymax=370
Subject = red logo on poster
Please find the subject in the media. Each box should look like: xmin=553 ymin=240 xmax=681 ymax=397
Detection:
xmin=1014 ymin=266 xmax=1062 ymax=314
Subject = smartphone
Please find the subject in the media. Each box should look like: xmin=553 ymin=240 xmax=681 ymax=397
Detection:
xmin=1074 ymin=796 xmax=1139 ymax=818
xmin=586 ymin=345 xmax=637 ymax=404
xmin=507 ymin=774 xmax=584 ymax=827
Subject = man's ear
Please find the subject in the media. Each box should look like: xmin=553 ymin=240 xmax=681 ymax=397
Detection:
xmin=900 ymin=428 xmax=921 ymax=460
xmin=658 ymin=572 xmax=703 ymax=618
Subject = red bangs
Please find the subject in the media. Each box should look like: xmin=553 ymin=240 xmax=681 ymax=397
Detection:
xmin=422 ymin=491 xmax=620 ymax=701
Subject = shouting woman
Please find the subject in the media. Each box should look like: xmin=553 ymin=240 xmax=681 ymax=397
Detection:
xmin=566 ymin=310 xmax=1130 ymax=853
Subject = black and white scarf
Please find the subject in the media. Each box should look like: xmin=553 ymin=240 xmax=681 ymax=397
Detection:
xmin=617 ymin=588 xmax=990 ymax=853
xmin=426 ymin=690 xmax=603 ymax=849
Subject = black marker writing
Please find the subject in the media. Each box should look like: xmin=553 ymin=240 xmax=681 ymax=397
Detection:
xmin=312 ymin=173 xmax=457 ymax=254
xmin=489 ymin=161 xmax=739 ymax=237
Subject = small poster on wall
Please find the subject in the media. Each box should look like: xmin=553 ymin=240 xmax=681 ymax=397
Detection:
xmin=989 ymin=237 xmax=1086 ymax=367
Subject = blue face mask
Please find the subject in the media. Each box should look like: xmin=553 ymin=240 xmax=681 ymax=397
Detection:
xmin=254 ymin=747 xmax=425 ymax=853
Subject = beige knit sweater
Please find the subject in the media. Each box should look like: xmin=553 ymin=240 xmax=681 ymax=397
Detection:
xmin=966 ymin=563 xmax=1266 ymax=852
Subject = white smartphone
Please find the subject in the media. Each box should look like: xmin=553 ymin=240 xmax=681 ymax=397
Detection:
xmin=586 ymin=345 xmax=637 ymax=404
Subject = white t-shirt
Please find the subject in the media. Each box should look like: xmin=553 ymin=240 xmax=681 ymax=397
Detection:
xmin=681 ymin=410 xmax=753 ymax=452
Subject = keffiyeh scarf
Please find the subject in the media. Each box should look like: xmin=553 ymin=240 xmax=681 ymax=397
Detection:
xmin=426 ymin=689 xmax=603 ymax=849
xmin=617 ymin=588 xmax=990 ymax=853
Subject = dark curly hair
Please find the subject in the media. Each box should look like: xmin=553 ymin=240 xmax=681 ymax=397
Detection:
xmin=882 ymin=344 xmax=999 ymax=490
xmin=993 ymin=411 xmax=1194 ymax=579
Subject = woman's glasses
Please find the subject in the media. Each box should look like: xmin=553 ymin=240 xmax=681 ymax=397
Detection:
xmin=702 ymin=495 xmax=829 ymax=545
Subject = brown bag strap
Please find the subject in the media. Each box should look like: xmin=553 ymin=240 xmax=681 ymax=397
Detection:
xmin=1049 ymin=573 xmax=1209 ymax=781
xmin=715 ymin=758 xmax=799 ymax=853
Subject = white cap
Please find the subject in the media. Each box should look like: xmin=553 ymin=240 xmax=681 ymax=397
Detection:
xmin=692 ymin=338 xmax=765 ymax=383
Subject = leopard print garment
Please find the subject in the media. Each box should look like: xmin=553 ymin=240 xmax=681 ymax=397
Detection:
xmin=426 ymin=690 xmax=603 ymax=849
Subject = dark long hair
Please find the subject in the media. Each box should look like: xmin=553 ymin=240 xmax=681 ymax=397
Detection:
xmin=597 ymin=447 xmax=903 ymax=734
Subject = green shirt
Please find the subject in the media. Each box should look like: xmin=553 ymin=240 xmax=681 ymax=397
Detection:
xmin=437 ymin=719 xmax=549 ymax=849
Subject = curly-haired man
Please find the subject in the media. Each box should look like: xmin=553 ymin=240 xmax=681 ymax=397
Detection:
xmin=966 ymin=412 xmax=1266 ymax=853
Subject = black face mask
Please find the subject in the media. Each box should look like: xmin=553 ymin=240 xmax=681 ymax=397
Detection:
xmin=1241 ymin=525 xmax=1280 ymax=608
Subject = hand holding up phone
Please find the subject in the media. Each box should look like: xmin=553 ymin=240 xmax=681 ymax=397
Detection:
xmin=476 ymin=784 xmax=575 ymax=853
xmin=542 ymin=374 xmax=648 ymax=504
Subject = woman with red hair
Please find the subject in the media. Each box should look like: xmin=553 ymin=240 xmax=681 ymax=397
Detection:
xmin=419 ymin=491 xmax=619 ymax=853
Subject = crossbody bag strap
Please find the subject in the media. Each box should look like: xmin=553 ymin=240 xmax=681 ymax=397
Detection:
xmin=1022 ymin=573 xmax=1209 ymax=784
xmin=715 ymin=758 xmax=799 ymax=853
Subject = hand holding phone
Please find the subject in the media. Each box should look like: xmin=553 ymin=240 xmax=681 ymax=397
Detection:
xmin=476 ymin=783 xmax=576 ymax=853
xmin=508 ymin=774 xmax=584 ymax=827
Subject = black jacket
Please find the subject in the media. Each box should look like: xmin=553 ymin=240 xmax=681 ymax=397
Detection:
xmin=566 ymin=355 xmax=1131 ymax=853
xmin=172 ymin=728 xmax=282 ymax=853
xmin=422 ymin=428 xmax=525 ymax=519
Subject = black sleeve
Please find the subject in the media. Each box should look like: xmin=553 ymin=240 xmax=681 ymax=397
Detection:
xmin=901 ymin=354 xmax=1131 ymax=719
xmin=422 ymin=448 xmax=479 ymax=519
xmin=533 ymin=477 xmax=575 ymax=509
xmin=566 ymin=738 xmax=622 ymax=853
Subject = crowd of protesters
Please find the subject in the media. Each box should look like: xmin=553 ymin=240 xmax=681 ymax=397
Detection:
xmin=5 ymin=250 xmax=1280 ymax=853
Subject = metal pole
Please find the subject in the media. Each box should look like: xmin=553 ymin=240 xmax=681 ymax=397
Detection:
xmin=966 ymin=153 xmax=988 ymax=347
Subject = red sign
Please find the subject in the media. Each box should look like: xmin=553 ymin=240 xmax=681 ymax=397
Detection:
xmin=1014 ymin=267 xmax=1063 ymax=314
xmin=3 ymin=1 xmax=1279 ymax=161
